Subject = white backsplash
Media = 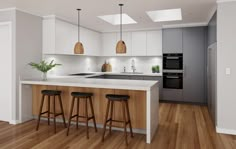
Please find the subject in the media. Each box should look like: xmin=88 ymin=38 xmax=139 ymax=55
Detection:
xmin=43 ymin=55 xmax=162 ymax=75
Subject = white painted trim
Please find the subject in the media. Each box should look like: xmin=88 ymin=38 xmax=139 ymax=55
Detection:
xmin=216 ymin=126 xmax=236 ymax=135
xmin=9 ymin=120 xmax=21 ymax=125
xmin=206 ymin=5 xmax=217 ymax=24
xmin=217 ymin=0 xmax=236 ymax=3
xmin=0 ymin=22 xmax=13 ymax=124
xmin=0 ymin=7 xmax=16 ymax=12
xmin=162 ymin=22 xmax=208 ymax=29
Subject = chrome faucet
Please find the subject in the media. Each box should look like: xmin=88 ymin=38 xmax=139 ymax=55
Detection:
xmin=131 ymin=59 xmax=136 ymax=73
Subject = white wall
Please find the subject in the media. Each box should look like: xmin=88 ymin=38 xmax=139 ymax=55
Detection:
xmin=15 ymin=10 xmax=42 ymax=121
xmin=43 ymin=55 xmax=162 ymax=75
xmin=217 ymin=1 xmax=236 ymax=133
xmin=43 ymin=55 xmax=98 ymax=75
xmin=97 ymin=57 xmax=162 ymax=73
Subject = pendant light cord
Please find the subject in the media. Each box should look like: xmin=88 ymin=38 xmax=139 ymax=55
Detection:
xmin=77 ymin=9 xmax=81 ymax=42
xmin=119 ymin=4 xmax=123 ymax=41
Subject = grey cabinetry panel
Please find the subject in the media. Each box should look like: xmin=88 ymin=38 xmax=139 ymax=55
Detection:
xmin=162 ymin=89 xmax=183 ymax=101
xmin=163 ymin=28 xmax=183 ymax=53
xmin=183 ymin=27 xmax=206 ymax=103
xmin=105 ymin=75 xmax=130 ymax=80
xmin=130 ymin=76 xmax=143 ymax=80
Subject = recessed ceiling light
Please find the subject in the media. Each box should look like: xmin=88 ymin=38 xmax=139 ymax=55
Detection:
xmin=98 ymin=13 xmax=137 ymax=25
xmin=146 ymin=8 xmax=182 ymax=22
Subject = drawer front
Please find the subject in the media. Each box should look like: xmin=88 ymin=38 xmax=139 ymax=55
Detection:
xmin=162 ymin=89 xmax=183 ymax=101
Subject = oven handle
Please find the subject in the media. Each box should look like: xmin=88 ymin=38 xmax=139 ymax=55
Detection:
xmin=165 ymin=57 xmax=180 ymax=60
xmin=165 ymin=76 xmax=180 ymax=79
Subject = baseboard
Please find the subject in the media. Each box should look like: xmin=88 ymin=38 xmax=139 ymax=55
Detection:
xmin=9 ymin=120 xmax=21 ymax=125
xmin=216 ymin=126 xmax=236 ymax=135
xmin=35 ymin=117 xmax=146 ymax=134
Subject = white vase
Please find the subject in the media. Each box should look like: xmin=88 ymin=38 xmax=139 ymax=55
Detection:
xmin=42 ymin=72 xmax=47 ymax=81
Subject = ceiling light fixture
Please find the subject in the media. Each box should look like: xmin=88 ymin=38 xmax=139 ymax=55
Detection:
xmin=74 ymin=9 xmax=84 ymax=54
xmin=116 ymin=4 xmax=126 ymax=54
xmin=98 ymin=14 xmax=137 ymax=25
xmin=146 ymin=8 xmax=182 ymax=22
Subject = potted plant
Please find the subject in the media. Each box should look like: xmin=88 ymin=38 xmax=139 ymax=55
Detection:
xmin=152 ymin=65 xmax=160 ymax=73
xmin=29 ymin=60 xmax=61 ymax=81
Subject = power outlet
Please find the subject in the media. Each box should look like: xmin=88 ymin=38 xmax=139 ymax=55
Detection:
xmin=226 ymin=68 xmax=231 ymax=75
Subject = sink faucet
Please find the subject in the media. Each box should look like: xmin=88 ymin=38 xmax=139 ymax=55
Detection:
xmin=131 ymin=59 xmax=136 ymax=73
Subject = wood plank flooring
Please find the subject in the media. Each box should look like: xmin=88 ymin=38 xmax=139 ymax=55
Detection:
xmin=0 ymin=103 xmax=236 ymax=149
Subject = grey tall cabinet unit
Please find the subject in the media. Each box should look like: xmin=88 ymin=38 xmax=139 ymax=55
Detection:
xmin=163 ymin=27 xmax=207 ymax=104
xmin=183 ymin=27 xmax=206 ymax=103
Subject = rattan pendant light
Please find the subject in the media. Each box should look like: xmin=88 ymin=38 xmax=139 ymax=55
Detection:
xmin=116 ymin=4 xmax=126 ymax=54
xmin=74 ymin=9 xmax=84 ymax=54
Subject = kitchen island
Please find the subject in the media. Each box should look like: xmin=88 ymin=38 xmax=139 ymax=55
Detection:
xmin=19 ymin=76 xmax=159 ymax=143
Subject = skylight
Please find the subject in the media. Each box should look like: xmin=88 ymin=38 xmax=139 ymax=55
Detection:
xmin=98 ymin=13 xmax=137 ymax=25
xmin=146 ymin=8 xmax=182 ymax=22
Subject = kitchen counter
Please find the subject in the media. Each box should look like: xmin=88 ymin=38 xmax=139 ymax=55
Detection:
xmin=19 ymin=76 xmax=159 ymax=144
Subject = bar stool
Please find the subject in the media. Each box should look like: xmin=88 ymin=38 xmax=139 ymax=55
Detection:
xmin=36 ymin=90 xmax=67 ymax=133
xmin=67 ymin=92 xmax=97 ymax=139
xmin=102 ymin=94 xmax=134 ymax=145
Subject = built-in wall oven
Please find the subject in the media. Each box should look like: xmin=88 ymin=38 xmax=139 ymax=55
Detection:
xmin=163 ymin=53 xmax=183 ymax=70
xmin=163 ymin=73 xmax=183 ymax=89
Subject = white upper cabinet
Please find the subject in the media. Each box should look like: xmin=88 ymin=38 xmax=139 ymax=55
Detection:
xmin=81 ymin=28 xmax=101 ymax=56
xmin=55 ymin=19 xmax=76 ymax=55
xmin=43 ymin=16 xmax=101 ymax=56
xmin=116 ymin=32 xmax=132 ymax=56
xmin=102 ymin=33 xmax=117 ymax=56
xmin=146 ymin=30 xmax=162 ymax=56
xmin=131 ymin=31 xmax=147 ymax=56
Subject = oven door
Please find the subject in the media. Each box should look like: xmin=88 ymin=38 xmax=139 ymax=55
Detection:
xmin=163 ymin=73 xmax=183 ymax=89
xmin=163 ymin=54 xmax=183 ymax=70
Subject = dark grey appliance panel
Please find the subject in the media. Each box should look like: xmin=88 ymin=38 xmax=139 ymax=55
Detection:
xmin=183 ymin=27 xmax=206 ymax=103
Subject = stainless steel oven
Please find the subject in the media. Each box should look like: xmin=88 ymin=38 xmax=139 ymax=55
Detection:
xmin=163 ymin=53 xmax=183 ymax=70
xmin=163 ymin=73 xmax=183 ymax=89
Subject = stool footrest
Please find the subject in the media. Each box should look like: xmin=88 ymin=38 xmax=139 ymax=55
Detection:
xmin=70 ymin=115 xmax=95 ymax=120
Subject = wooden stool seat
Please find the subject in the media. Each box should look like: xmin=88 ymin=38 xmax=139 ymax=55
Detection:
xmin=102 ymin=94 xmax=133 ymax=146
xmin=67 ymin=92 xmax=97 ymax=139
xmin=36 ymin=90 xmax=67 ymax=133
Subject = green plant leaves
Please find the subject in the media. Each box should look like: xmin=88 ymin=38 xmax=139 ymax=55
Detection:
xmin=29 ymin=60 xmax=61 ymax=73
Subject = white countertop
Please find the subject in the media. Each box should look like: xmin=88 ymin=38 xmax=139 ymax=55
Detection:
xmin=21 ymin=76 xmax=158 ymax=91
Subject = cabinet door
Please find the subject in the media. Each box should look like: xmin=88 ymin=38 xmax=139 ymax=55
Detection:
xmin=183 ymin=27 xmax=206 ymax=103
xmin=102 ymin=33 xmax=117 ymax=56
xmin=131 ymin=31 xmax=147 ymax=56
xmin=43 ymin=19 xmax=56 ymax=54
xmin=55 ymin=19 xmax=76 ymax=54
xmin=116 ymin=32 xmax=132 ymax=56
xmin=81 ymin=28 xmax=101 ymax=56
xmin=147 ymin=30 xmax=162 ymax=56
xmin=163 ymin=28 xmax=183 ymax=53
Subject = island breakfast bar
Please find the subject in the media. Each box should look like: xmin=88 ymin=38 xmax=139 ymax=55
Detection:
xmin=19 ymin=77 xmax=159 ymax=144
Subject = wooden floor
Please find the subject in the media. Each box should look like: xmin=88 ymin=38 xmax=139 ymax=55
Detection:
xmin=0 ymin=103 xmax=236 ymax=149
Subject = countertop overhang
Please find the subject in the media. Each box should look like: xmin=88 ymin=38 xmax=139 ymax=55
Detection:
xmin=21 ymin=77 xmax=158 ymax=91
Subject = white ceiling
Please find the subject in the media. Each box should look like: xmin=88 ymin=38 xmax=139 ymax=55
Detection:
xmin=0 ymin=0 xmax=217 ymax=32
